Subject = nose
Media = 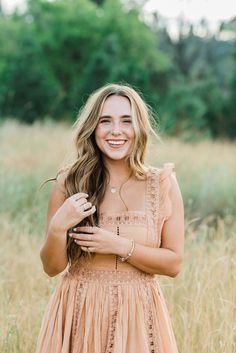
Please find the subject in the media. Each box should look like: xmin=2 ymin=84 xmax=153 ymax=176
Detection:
xmin=111 ymin=122 xmax=122 ymax=135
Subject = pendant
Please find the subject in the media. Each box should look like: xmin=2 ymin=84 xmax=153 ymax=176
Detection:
xmin=110 ymin=187 xmax=117 ymax=194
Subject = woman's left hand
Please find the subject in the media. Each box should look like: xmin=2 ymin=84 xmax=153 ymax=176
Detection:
xmin=69 ymin=226 xmax=129 ymax=256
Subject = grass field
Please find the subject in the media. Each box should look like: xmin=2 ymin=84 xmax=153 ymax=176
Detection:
xmin=0 ymin=119 xmax=236 ymax=353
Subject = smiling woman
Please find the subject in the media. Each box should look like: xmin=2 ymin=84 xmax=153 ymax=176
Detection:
xmin=36 ymin=83 xmax=184 ymax=353
xmin=95 ymin=95 xmax=134 ymax=160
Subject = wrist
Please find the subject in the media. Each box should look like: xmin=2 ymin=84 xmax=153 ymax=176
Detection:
xmin=116 ymin=237 xmax=133 ymax=258
xmin=119 ymin=239 xmax=135 ymax=262
xmin=48 ymin=221 xmax=67 ymax=236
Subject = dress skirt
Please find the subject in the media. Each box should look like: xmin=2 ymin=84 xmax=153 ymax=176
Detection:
xmin=35 ymin=266 xmax=179 ymax=353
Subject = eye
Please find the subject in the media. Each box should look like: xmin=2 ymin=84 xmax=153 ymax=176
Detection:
xmin=100 ymin=119 xmax=110 ymax=123
xmin=122 ymin=120 xmax=132 ymax=124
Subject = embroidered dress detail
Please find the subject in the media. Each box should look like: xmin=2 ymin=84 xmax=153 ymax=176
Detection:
xmin=145 ymin=167 xmax=161 ymax=247
xmin=99 ymin=212 xmax=147 ymax=227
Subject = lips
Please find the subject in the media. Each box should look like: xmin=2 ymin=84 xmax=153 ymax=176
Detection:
xmin=106 ymin=139 xmax=127 ymax=147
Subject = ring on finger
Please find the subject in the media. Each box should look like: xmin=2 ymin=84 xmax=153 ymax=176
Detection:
xmin=81 ymin=203 xmax=86 ymax=212
xmin=82 ymin=202 xmax=90 ymax=211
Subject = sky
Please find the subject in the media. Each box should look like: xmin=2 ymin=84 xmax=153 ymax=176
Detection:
xmin=144 ymin=0 xmax=236 ymax=22
xmin=144 ymin=0 xmax=236 ymax=37
xmin=1 ymin=0 xmax=236 ymax=35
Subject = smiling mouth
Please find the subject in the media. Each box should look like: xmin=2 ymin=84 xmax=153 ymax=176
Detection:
xmin=106 ymin=140 xmax=127 ymax=147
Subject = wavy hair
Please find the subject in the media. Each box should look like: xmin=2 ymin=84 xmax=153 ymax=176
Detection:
xmin=40 ymin=83 xmax=160 ymax=266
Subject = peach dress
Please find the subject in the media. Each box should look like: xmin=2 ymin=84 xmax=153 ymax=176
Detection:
xmin=35 ymin=163 xmax=179 ymax=353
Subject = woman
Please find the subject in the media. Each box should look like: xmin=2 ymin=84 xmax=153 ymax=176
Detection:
xmin=36 ymin=83 xmax=184 ymax=353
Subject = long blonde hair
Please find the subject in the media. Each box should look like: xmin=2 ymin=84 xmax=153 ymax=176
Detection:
xmin=40 ymin=83 xmax=160 ymax=265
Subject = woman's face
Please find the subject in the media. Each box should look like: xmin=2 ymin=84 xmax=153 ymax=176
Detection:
xmin=95 ymin=95 xmax=135 ymax=161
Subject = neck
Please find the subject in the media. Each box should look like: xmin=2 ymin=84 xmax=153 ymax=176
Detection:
xmin=104 ymin=158 xmax=133 ymax=183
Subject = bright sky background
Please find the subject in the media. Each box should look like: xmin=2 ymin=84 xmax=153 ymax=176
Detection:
xmin=2 ymin=0 xmax=236 ymax=35
xmin=145 ymin=0 xmax=236 ymax=22
xmin=144 ymin=0 xmax=236 ymax=36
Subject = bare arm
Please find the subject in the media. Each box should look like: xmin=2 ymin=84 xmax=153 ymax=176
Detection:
xmin=39 ymin=173 xmax=69 ymax=277
xmin=119 ymin=174 xmax=185 ymax=277
xmin=39 ymin=170 xmax=96 ymax=277
xmin=40 ymin=166 xmax=96 ymax=277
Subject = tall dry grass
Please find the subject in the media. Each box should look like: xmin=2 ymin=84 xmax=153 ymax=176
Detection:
xmin=0 ymin=119 xmax=235 ymax=353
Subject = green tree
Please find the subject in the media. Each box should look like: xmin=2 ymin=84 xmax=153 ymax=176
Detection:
xmin=0 ymin=0 xmax=170 ymax=122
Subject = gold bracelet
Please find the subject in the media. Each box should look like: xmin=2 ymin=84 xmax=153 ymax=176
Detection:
xmin=119 ymin=239 xmax=135 ymax=262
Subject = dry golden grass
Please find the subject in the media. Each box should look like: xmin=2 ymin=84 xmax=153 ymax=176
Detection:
xmin=0 ymin=119 xmax=235 ymax=352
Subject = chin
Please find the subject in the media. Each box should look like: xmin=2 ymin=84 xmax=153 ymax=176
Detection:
xmin=105 ymin=152 xmax=130 ymax=161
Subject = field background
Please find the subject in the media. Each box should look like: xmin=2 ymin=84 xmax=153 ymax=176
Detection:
xmin=0 ymin=119 xmax=236 ymax=353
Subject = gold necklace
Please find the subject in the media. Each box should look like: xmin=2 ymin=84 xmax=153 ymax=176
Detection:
xmin=109 ymin=171 xmax=133 ymax=211
xmin=110 ymin=186 xmax=118 ymax=194
xmin=109 ymin=172 xmax=132 ymax=193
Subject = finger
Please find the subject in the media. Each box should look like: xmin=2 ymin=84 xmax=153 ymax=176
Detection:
xmin=71 ymin=193 xmax=88 ymax=201
xmin=74 ymin=240 xmax=94 ymax=246
xmin=80 ymin=202 xmax=92 ymax=210
xmin=82 ymin=205 xmax=96 ymax=216
xmin=75 ymin=198 xmax=88 ymax=205
xmin=81 ymin=246 xmax=95 ymax=252
xmin=74 ymin=202 xmax=94 ymax=214
xmin=69 ymin=233 xmax=93 ymax=241
xmin=73 ymin=226 xmax=94 ymax=232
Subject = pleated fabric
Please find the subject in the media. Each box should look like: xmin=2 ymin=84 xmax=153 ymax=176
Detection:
xmin=35 ymin=163 xmax=179 ymax=353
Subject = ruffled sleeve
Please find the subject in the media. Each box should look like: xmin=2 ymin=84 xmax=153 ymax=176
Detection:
xmin=159 ymin=162 xmax=176 ymax=221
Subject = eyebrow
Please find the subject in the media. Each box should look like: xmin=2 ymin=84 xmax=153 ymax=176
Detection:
xmin=99 ymin=115 xmax=132 ymax=120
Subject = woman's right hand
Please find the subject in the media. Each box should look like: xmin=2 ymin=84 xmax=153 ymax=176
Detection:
xmin=49 ymin=192 xmax=96 ymax=233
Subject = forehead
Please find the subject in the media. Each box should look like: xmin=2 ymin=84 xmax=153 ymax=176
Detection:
xmin=101 ymin=95 xmax=131 ymax=116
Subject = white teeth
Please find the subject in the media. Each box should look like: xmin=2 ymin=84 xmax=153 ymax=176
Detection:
xmin=107 ymin=140 xmax=126 ymax=145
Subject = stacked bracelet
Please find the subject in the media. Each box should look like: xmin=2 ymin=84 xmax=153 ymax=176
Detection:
xmin=119 ymin=239 xmax=136 ymax=262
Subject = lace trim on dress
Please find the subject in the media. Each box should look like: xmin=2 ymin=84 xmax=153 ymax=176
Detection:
xmin=145 ymin=167 xmax=161 ymax=246
xmin=143 ymin=285 xmax=159 ymax=352
xmin=106 ymin=285 xmax=119 ymax=353
xmin=67 ymin=267 xmax=155 ymax=284
xmin=146 ymin=167 xmax=160 ymax=222
xmin=72 ymin=282 xmax=86 ymax=338
xmin=99 ymin=212 xmax=147 ymax=226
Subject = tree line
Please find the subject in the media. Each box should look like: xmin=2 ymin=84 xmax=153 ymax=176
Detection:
xmin=0 ymin=0 xmax=235 ymax=139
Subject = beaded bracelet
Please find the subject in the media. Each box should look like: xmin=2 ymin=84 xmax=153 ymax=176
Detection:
xmin=119 ymin=239 xmax=136 ymax=262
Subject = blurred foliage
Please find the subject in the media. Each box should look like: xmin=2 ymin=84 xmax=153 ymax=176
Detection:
xmin=0 ymin=0 xmax=235 ymax=139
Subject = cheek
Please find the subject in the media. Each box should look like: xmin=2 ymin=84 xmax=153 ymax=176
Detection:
xmin=128 ymin=127 xmax=135 ymax=140
xmin=95 ymin=124 xmax=109 ymax=137
xmin=95 ymin=126 xmax=103 ymax=141
xmin=95 ymin=127 xmax=107 ymax=150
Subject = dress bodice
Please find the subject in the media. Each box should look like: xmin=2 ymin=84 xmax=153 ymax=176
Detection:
xmin=73 ymin=163 xmax=176 ymax=271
